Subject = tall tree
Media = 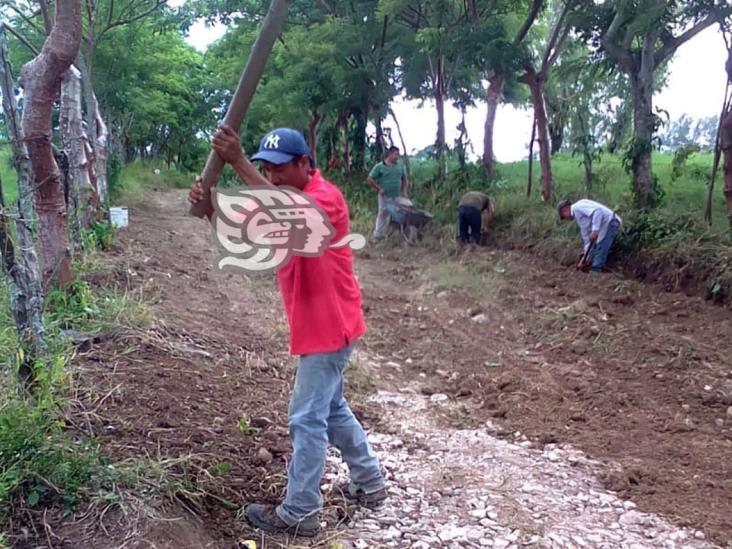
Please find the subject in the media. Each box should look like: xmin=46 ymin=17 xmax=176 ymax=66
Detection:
xmin=519 ymin=0 xmax=574 ymax=201
xmin=79 ymin=0 xmax=167 ymax=203
xmin=704 ymin=15 xmax=732 ymax=226
xmin=586 ymin=0 xmax=732 ymax=207
xmin=0 ymin=25 xmax=48 ymax=376
xmin=3 ymin=3 xmax=99 ymax=239
xmin=19 ymin=0 xmax=82 ymax=288
xmin=60 ymin=65 xmax=98 ymax=242
xmin=480 ymin=0 xmax=543 ymax=177
xmin=384 ymin=0 xmax=471 ymax=182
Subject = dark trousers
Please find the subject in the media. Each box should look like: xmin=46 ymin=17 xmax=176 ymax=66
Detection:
xmin=458 ymin=205 xmax=481 ymax=244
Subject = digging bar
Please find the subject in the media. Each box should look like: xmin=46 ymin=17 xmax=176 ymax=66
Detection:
xmin=188 ymin=0 xmax=290 ymax=218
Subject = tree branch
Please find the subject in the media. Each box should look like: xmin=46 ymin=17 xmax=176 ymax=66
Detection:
xmin=1 ymin=23 xmax=40 ymax=55
xmin=4 ymin=2 xmax=45 ymax=36
xmin=602 ymin=6 xmax=635 ymax=73
xmin=38 ymin=0 xmax=53 ymax=35
xmin=655 ymin=8 xmax=731 ymax=66
xmin=99 ymin=0 xmax=165 ymax=36
xmin=107 ymin=0 xmax=115 ymax=29
xmin=513 ymin=0 xmax=543 ymax=46
xmin=445 ymin=53 xmax=462 ymax=91
xmin=546 ymin=24 xmax=570 ymax=71
xmin=641 ymin=26 xmax=659 ymax=80
xmin=540 ymin=0 xmax=572 ymax=72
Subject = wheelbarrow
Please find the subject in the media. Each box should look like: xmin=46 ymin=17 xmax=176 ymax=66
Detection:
xmin=385 ymin=197 xmax=433 ymax=245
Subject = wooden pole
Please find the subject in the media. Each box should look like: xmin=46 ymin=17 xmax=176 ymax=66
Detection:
xmin=189 ymin=0 xmax=290 ymax=218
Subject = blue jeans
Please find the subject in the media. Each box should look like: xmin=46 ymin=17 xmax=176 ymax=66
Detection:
xmin=276 ymin=343 xmax=384 ymax=524
xmin=458 ymin=205 xmax=481 ymax=244
xmin=591 ymin=219 xmax=620 ymax=272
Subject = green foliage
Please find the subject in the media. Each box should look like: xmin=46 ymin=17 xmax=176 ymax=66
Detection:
xmin=670 ymin=145 xmax=702 ymax=182
xmin=83 ymin=221 xmax=115 ymax=251
xmin=236 ymin=414 xmax=259 ymax=436
xmin=46 ymin=281 xmax=101 ymax=328
xmin=44 ymin=276 xmax=150 ymax=335
xmin=0 ymin=147 xmax=18 ymax=205
xmin=95 ymin=15 xmax=214 ymax=171
xmin=0 ymin=285 xmax=102 ymax=526
xmin=0 ymin=401 xmax=104 ymax=522
xmin=616 ymin=209 xmax=699 ymax=251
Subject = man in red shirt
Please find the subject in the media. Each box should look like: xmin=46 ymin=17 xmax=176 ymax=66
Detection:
xmin=188 ymin=125 xmax=386 ymax=537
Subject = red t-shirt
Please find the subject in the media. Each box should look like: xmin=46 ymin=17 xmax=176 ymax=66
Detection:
xmin=276 ymin=170 xmax=366 ymax=356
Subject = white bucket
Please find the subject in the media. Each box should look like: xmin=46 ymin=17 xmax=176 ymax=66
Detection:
xmin=109 ymin=207 xmax=129 ymax=229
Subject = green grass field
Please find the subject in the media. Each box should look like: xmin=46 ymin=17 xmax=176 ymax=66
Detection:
xmin=111 ymin=159 xmax=196 ymax=203
xmin=345 ymin=151 xmax=729 ymax=236
xmin=340 ymin=150 xmax=732 ymax=302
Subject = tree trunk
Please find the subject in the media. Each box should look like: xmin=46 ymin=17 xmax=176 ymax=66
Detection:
xmin=435 ymin=87 xmax=446 ymax=182
xmin=705 ymin=48 xmax=732 ymax=225
xmin=456 ymin=108 xmax=468 ymax=169
xmin=0 ymin=28 xmax=35 ymax=220
xmin=354 ymin=109 xmax=367 ymax=172
xmin=630 ymin=72 xmax=655 ymax=206
xmin=722 ymin=105 xmax=732 ymax=231
xmin=339 ymin=111 xmax=350 ymax=173
xmin=388 ymin=107 xmax=411 ymax=179
xmin=527 ymin=117 xmax=536 ymax=197
xmin=577 ymin=111 xmax=593 ymax=192
xmin=432 ymin=54 xmax=447 ymax=183
xmin=308 ymin=110 xmax=321 ymax=165
xmin=374 ymin=117 xmax=385 ymax=161
xmin=523 ymin=70 xmax=553 ymax=202
xmin=483 ymin=75 xmax=504 ymax=177
xmin=77 ymin=51 xmax=108 ymax=204
xmin=60 ymin=66 xmax=97 ymax=240
xmin=549 ymin=118 xmax=564 ymax=155
xmin=0 ymin=180 xmax=48 ymax=380
xmin=19 ymin=0 xmax=81 ymax=289
xmin=0 ymin=30 xmax=48 ymax=376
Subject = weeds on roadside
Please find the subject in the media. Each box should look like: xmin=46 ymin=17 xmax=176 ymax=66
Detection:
xmin=0 ymin=226 xmax=151 ymax=534
xmin=82 ymin=221 xmax=115 ymax=252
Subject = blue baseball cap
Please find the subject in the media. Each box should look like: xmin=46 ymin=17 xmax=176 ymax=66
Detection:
xmin=250 ymin=128 xmax=312 ymax=165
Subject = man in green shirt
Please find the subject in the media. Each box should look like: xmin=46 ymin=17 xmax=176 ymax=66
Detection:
xmin=367 ymin=146 xmax=409 ymax=241
xmin=458 ymin=191 xmax=493 ymax=245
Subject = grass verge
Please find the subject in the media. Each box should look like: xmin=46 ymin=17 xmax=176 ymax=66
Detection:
xmin=0 ymin=234 xmax=151 ymax=537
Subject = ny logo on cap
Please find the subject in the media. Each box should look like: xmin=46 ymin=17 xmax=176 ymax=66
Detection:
xmin=263 ymin=133 xmax=281 ymax=149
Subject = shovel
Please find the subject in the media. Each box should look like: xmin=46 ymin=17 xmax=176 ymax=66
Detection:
xmin=577 ymin=241 xmax=596 ymax=272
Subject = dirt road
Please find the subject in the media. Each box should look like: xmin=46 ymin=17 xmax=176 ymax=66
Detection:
xmin=33 ymin=188 xmax=731 ymax=548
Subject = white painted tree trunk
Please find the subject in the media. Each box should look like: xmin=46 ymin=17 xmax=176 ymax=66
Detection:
xmin=77 ymin=53 xmax=109 ymax=204
xmin=60 ymin=66 xmax=96 ymax=244
xmin=93 ymin=101 xmax=109 ymax=204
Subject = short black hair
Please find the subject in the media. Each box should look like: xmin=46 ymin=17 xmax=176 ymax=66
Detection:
xmin=556 ymin=199 xmax=572 ymax=218
xmin=290 ymin=155 xmax=315 ymax=169
xmin=387 ymin=146 xmax=400 ymax=153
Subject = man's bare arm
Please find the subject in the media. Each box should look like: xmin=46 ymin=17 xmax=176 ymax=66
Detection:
xmin=484 ymin=201 xmax=494 ymax=228
xmin=368 ymin=176 xmax=384 ymax=195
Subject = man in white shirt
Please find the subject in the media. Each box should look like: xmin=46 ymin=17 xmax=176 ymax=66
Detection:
xmin=557 ymin=199 xmax=622 ymax=273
